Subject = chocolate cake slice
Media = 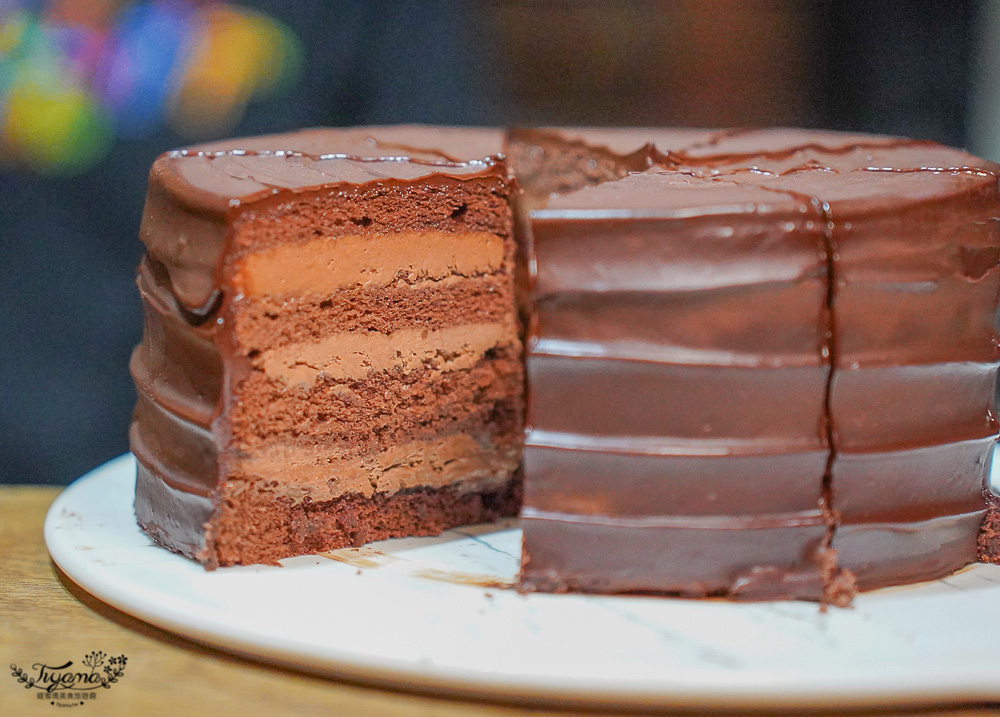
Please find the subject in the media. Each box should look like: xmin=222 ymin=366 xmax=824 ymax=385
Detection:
xmin=131 ymin=127 xmax=522 ymax=566
xmin=510 ymin=129 xmax=836 ymax=600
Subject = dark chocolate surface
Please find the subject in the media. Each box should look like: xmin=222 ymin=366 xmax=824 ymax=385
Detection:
xmin=518 ymin=126 xmax=1000 ymax=600
xmin=131 ymin=257 xmax=221 ymax=501
xmin=529 ymin=358 xmax=828 ymax=446
xmin=523 ymin=444 xmax=828 ymax=516
xmin=835 ymin=435 xmax=995 ymax=522
xmin=520 ymin=509 xmax=827 ymax=600
xmin=836 ymin=511 xmax=986 ymax=592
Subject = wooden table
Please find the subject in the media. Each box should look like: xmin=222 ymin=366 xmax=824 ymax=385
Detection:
xmin=2 ymin=485 xmax=998 ymax=717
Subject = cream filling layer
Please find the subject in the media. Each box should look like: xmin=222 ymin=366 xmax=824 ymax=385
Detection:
xmin=235 ymin=434 xmax=520 ymax=502
xmin=234 ymin=231 xmax=505 ymax=297
xmin=259 ymin=322 xmax=516 ymax=386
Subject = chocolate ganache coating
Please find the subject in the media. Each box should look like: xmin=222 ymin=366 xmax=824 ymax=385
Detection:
xmin=513 ymin=127 xmax=1000 ymax=601
xmin=132 ymin=125 xmax=1000 ymax=601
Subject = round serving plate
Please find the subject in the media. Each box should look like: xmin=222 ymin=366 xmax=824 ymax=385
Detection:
xmin=44 ymin=454 xmax=1000 ymax=710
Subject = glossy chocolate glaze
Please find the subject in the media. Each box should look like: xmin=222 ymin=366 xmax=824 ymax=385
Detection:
xmin=520 ymin=509 xmax=828 ymax=599
xmin=516 ymin=127 xmax=1000 ymax=600
xmin=133 ymin=125 xmax=1000 ymax=599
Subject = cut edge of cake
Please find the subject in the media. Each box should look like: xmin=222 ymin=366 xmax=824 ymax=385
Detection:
xmin=132 ymin=127 xmax=525 ymax=568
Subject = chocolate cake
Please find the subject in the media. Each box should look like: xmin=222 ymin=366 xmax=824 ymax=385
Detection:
xmin=131 ymin=127 xmax=523 ymax=566
xmin=512 ymin=128 xmax=1000 ymax=603
xmin=131 ymin=125 xmax=1000 ymax=603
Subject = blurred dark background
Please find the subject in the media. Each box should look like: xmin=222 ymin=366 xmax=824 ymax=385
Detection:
xmin=0 ymin=0 xmax=993 ymax=484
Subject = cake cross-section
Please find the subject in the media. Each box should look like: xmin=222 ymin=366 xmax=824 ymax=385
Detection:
xmin=131 ymin=127 xmax=523 ymax=566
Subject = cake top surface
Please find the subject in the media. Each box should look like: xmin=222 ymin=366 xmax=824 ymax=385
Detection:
xmin=533 ymin=170 xmax=797 ymax=217
xmin=525 ymin=127 xmax=998 ymax=218
xmin=152 ymin=125 xmax=506 ymax=215
xmin=150 ymin=124 xmax=999 ymax=216
xmin=184 ymin=125 xmax=505 ymax=161
xmin=510 ymin=126 xmax=716 ymax=156
xmin=678 ymin=127 xmax=907 ymax=158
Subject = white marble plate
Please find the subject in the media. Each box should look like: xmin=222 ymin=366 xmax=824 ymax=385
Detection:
xmin=45 ymin=454 xmax=1000 ymax=709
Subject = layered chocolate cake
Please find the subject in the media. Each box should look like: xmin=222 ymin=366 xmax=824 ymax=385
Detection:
xmin=131 ymin=127 xmax=522 ymax=566
xmin=131 ymin=125 xmax=1000 ymax=603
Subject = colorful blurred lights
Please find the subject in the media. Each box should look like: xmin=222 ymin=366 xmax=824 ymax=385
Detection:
xmin=4 ymin=80 xmax=110 ymax=172
xmin=96 ymin=1 xmax=197 ymax=138
xmin=0 ymin=1 xmax=303 ymax=174
xmin=170 ymin=5 xmax=303 ymax=137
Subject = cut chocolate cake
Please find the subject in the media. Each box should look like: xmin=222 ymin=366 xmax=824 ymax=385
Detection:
xmin=131 ymin=125 xmax=1000 ymax=604
xmin=131 ymin=127 xmax=522 ymax=566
